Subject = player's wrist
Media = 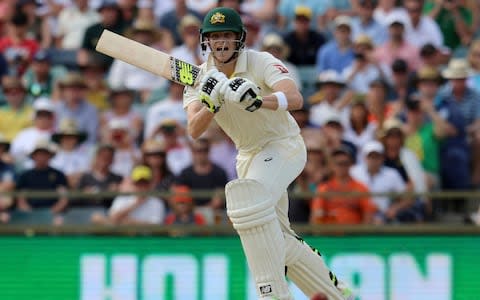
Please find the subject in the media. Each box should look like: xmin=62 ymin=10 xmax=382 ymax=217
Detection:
xmin=273 ymin=91 xmax=288 ymax=111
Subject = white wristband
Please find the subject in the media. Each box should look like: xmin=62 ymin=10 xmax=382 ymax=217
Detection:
xmin=273 ymin=91 xmax=288 ymax=111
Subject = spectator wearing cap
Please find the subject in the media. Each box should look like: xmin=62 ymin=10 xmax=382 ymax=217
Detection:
xmin=176 ymin=138 xmax=228 ymax=223
xmin=16 ymin=139 xmax=69 ymax=214
xmin=387 ymin=58 xmax=417 ymax=103
xmin=380 ymin=119 xmax=427 ymax=198
xmin=50 ymin=119 xmax=91 ymax=188
xmin=316 ymin=15 xmax=355 ymax=74
xmin=140 ymin=139 xmax=175 ymax=191
xmin=100 ymin=86 xmax=143 ymax=143
xmin=437 ymin=58 xmax=480 ymax=186
xmin=419 ymin=43 xmax=446 ymax=70
xmin=309 ymin=70 xmax=349 ymax=127
xmin=170 ymin=14 xmax=204 ymax=66
xmin=151 ymin=118 xmax=192 ymax=176
xmin=277 ymin=1 xmax=333 ymax=30
xmin=415 ymin=67 xmax=444 ymax=106
xmin=0 ymin=76 xmax=33 ymax=142
xmin=10 ymin=97 xmax=55 ymax=169
xmin=342 ymin=34 xmax=390 ymax=94
xmin=343 ymin=97 xmax=378 ymax=162
xmin=109 ymin=165 xmax=166 ymax=225
xmin=56 ymin=0 xmax=100 ymax=50
xmin=310 ymin=145 xmax=377 ymax=224
xmin=56 ymin=72 xmax=99 ymax=145
xmin=0 ymin=11 xmax=39 ymax=76
xmin=283 ymin=5 xmax=326 ymax=66
xmin=350 ymin=140 xmax=411 ymax=223
xmin=145 ymin=82 xmax=187 ymax=140
xmin=104 ymin=118 xmax=141 ymax=178
xmin=77 ymin=144 xmax=122 ymax=208
xmin=423 ymin=0 xmax=473 ymax=51
xmin=107 ymin=18 xmax=169 ymax=100
xmin=260 ymin=33 xmax=301 ymax=89
xmin=403 ymin=0 xmax=443 ymax=48
xmin=289 ymin=129 xmax=330 ymax=223
xmin=159 ymin=0 xmax=202 ymax=46
xmin=79 ymin=0 xmax=126 ymax=68
xmin=320 ymin=111 xmax=357 ymax=160
xmin=164 ymin=185 xmax=206 ymax=225
xmin=373 ymin=15 xmax=421 ymax=72
xmin=350 ymin=0 xmax=388 ymax=46
xmin=22 ymin=49 xmax=67 ymax=99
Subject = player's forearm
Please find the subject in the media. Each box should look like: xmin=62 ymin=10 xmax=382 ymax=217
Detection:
xmin=188 ymin=106 xmax=215 ymax=139
xmin=262 ymin=81 xmax=304 ymax=111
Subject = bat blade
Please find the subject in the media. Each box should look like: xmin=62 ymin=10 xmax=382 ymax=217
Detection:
xmin=95 ymin=29 xmax=201 ymax=87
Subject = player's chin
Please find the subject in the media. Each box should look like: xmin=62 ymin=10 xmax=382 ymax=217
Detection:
xmin=213 ymin=51 xmax=234 ymax=63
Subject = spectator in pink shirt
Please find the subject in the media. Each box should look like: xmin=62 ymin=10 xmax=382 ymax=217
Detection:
xmin=374 ymin=15 xmax=420 ymax=72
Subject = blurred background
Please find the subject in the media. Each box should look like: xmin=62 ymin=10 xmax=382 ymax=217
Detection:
xmin=0 ymin=0 xmax=479 ymax=299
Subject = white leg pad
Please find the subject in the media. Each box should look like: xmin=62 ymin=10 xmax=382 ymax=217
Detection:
xmin=226 ymin=179 xmax=292 ymax=300
xmin=284 ymin=234 xmax=346 ymax=300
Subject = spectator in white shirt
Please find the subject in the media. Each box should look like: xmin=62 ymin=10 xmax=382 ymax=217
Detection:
xmin=351 ymin=140 xmax=410 ymax=224
xmin=150 ymin=119 xmax=192 ymax=176
xmin=109 ymin=165 xmax=166 ymax=225
xmin=56 ymin=0 xmax=100 ymax=49
xmin=309 ymin=69 xmax=349 ymax=127
xmin=10 ymin=98 xmax=56 ymax=170
xmin=170 ymin=14 xmax=204 ymax=66
xmin=403 ymin=0 xmax=443 ymax=48
xmin=50 ymin=119 xmax=91 ymax=188
xmin=144 ymin=82 xmax=187 ymax=140
xmin=105 ymin=118 xmax=141 ymax=178
xmin=107 ymin=18 xmax=168 ymax=99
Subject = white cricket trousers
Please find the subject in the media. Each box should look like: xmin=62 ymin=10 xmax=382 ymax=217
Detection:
xmin=234 ymin=134 xmax=346 ymax=300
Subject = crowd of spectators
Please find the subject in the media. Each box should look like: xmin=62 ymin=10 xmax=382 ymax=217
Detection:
xmin=0 ymin=0 xmax=480 ymax=227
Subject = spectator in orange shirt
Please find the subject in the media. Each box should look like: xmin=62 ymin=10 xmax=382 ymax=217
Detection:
xmin=310 ymin=146 xmax=377 ymax=224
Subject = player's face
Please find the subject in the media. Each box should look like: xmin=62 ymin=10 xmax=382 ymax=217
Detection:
xmin=207 ymin=31 xmax=238 ymax=63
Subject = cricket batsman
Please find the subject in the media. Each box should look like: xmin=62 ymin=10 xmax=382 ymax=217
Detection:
xmin=183 ymin=7 xmax=353 ymax=300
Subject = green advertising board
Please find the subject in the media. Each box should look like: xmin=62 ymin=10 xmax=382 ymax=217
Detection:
xmin=0 ymin=235 xmax=478 ymax=300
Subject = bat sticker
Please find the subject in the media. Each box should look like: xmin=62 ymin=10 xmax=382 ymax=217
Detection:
xmin=171 ymin=58 xmax=200 ymax=86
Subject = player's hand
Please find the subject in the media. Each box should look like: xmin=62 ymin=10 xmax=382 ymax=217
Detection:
xmin=199 ymin=68 xmax=228 ymax=113
xmin=224 ymin=77 xmax=263 ymax=112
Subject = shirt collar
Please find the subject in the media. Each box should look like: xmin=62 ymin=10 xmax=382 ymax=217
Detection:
xmin=206 ymin=50 xmax=248 ymax=76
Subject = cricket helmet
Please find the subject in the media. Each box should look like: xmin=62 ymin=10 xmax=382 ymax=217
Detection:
xmin=200 ymin=7 xmax=246 ymax=52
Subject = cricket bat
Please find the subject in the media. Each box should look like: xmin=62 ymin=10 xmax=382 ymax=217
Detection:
xmin=95 ymin=29 xmax=201 ymax=87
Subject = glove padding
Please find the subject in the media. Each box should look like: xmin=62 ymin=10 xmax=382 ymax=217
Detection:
xmin=224 ymin=77 xmax=263 ymax=112
xmin=199 ymin=69 xmax=229 ymax=113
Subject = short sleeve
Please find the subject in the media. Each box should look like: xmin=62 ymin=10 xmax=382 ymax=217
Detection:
xmin=358 ymin=184 xmax=377 ymax=213
xmin=261 ymin=53 xmax=296 ymax=88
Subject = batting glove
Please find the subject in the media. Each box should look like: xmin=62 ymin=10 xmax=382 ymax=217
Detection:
xmin=224 ymin=77 xmax=263 ymax=112
xmin=199 ymin=69 xmax=228 ymax=113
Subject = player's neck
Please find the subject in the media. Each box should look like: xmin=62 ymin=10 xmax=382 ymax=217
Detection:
xmin=215 ymin=61 xmax=236 ymax=77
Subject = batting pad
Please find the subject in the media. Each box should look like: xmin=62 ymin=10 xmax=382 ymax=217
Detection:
xmin=284 ymin=234 xmax=346 ymax=300
xmin=226 ymin=179 xmax=292 ymax=300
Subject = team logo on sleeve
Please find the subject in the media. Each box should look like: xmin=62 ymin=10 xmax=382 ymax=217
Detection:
xmin=273 ymin=64 xmax=289 ymax=73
